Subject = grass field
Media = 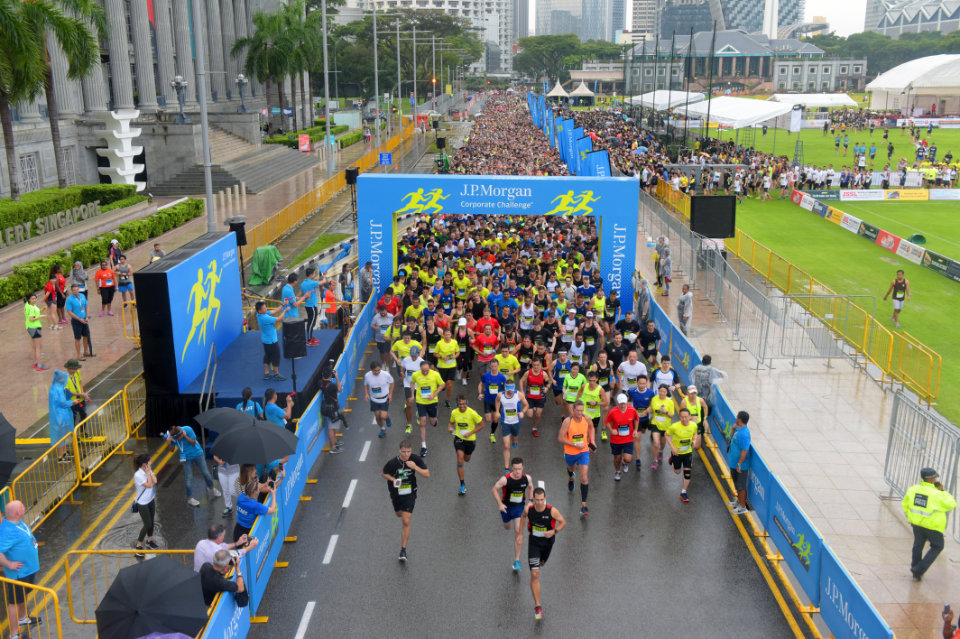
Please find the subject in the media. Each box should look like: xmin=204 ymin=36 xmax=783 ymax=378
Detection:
xmin=710 ymin=125 xmax=960 ymax=169
xmin=736 ymin=197 xmax=959 ymax=423
xmin=836 ymin=201 xmax=960 ymax=260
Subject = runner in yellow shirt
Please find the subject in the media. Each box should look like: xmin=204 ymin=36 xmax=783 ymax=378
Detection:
xmin=648 ymin=384 xmax=675 ymax=470
xmin=434 ymin=329 xmax=460 ymax=407
xmin=411 ymin=360 xmax=444 ymax=457
xmin=666 ymin=408 xmax=699 ymax=503
xmin=494 ymin=343 xmax=522 ymax=381
xmin=449 ymin=396 xmax=484 ymax=495
xmin=391 ymin=332 xmax=422 ymax=368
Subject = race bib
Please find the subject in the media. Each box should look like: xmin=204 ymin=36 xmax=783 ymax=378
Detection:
xmin=483 ymin=346 xmax=494 ymax=355
xmin=586 ymin=338 xmax=595 ymax=346
xmin=372 ymin=387 xmax=382 ymax=395
xmin=459 ymin=344 xmax=467 ymax=353
xmin=488 ymin=385 xmax=500 ymax=395
xmin=398 ymin=483 xmax=412 ymax=495
xmin=420 ymin=386 xmax=432 ymax=398
xmin=509 ymin=491 xmax=524 ymax=503
xmin=599 ymin=377 xmax=609 ymax=387
xmin=626 ymin=376 xmax=637 ymax=384
xmin=532 ymin=525 xmax=548 ymax=537
xmin=618 ymin=426 xmax=630 ymax=436
xmin=104 ymin=279 xmax=114 ymax=286
xmin=529 ymin=385 xmax=541 ymax=395
xmin=428 ymin=344 xmax=436 ymax=353
xmin=458 ymin=288 xmax=466 ymax=296
xmin=505 ymin=409 xmax=517 ymax=417
xmin=572 ymin=434 xmax=584 ymax=443
xmin=406 ymin=369 xmax=414 ymax=378
xmin=457 ymin=425 xmax=471 ymax=437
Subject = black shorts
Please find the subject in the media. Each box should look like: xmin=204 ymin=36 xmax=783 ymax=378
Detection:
xmin=732 ymin=468 xmax=750 ymax=492
xmin=27 ymin=328 xmax=41 ymax=339
xmin=71 ymin=319 xmax=90 ymax=340
xmin=56 ymin=291 xmax=65 ymax=308
xmin=552 ymin=388 xmax=563 ymax=397
xmin=439 ymin=367 xmax=456 ymax=382
xmin=376 ymin=340 xmax=391 ymax=354
xmin=453 ymin=437 xmax=477 ymax=456
xmin=670 ymin=452 xmax=693 ymax=470
xmin=100 ymin=286 xmax=115 ymax=305
xmin=528 ymin=539 xmax=554 ymax=570
xmin=263 ymin=341 xmax=281 ymax=366
xmin=391 ymin=493 xmax=416 ymax=513
xmin=636 ymin=419 xmax=650 ymax=432
xmin=610 ymin=442 xmax=635 ymax=456
xmin=527 ymin=397 xmax=545 ymax=408
xmin=483 ymin=401 xmax=497 ymax=414
xmin=4 ymin=572 xmax=34 ymax=603
xmin=416 ymin=403 xmax=438 ymax=418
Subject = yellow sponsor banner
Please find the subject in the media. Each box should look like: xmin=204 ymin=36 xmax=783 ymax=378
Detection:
xmin=824 ymin=206 xmax=844 ymax=225
xmin=883 ymin=189 xmax=929 ymax=201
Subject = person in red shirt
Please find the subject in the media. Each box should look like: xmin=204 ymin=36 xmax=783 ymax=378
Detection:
xmin=520 ymin=359 xmax=547 ymax=437
xmin=378 ymin=288 xmax=401 ymax=316
xmin=51 ymin=264 xmax=68 ymax=324
xmin=604 ymin=393 xmax=640 ymax=481
xmin=474 ymin=324 xmax=500 ymax=365
xmin=475 ymin=306 xmax=501 ymax=336
xmin=43 ymin=275 xmax=60 ymax=330
xmin=94 ymin=261 xmax=117 ymax=316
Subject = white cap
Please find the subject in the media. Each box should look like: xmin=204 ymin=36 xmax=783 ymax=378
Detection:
xmin=458 ymin=317 xmax=467 ymax=326
xmin=586 ymin=311 xmax=594 ymax=317
xmin=110 ymin=239 xmax=119 ymax=245
xmin=687 ymin=385 xmax=697 ymax=393
xmin=616 ymin=393 xmax=629 ymax=404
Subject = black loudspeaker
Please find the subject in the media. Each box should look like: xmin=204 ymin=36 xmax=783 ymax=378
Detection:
xmin=226 ymin=215 xmax=247 ymax=247
xmin=689 ymin=195 xmax=736 ymax=239
xmin=432 ymin=118 xmax=439 ymax=130
xmin=282 ymin=318 xmax=307 ymax=359
xmin=436 ymin=137 xmax=446 ymax=149
xmin=345 ymin=166 xmax=359 ymax=185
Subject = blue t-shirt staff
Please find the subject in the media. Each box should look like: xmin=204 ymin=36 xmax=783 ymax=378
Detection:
xmin=165 ymin=425 xmax=221 ymax=507
xmin=256 ymin=301 xmax=288 ymax=382
xmin=299 ymin=267 xmax=321 ymax=345
xmin=64 ymin=284 xmax=93 ymax=360
xmin=726 ymin=410 xmax=752 ymax=516
xmin=233 ymin=480 xmax=277 ymax=543
xmin=0 ymin=500 xmax=41 ymax=631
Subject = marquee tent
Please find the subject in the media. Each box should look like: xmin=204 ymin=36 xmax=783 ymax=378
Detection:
xmin=768 ymin=93 xmax=858 ymax=108
xmin=546 ymin=81 xmax=569 ymax=99
xmin=679 ymin=96 xmax=794 ymax=129
xmin=626 ymin=90 xmax=706 ymax=111
xmin=866 ymin=54 xmax=960 ymax=113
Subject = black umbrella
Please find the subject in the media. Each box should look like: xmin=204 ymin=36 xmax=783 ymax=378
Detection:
xmin=95 ymin=556 xmax=208 ymax=639
xmin=194 ymin=407 xmax=257 ymax=434
xmin=0 ymin=413 xmax=16 ymax=489
xmin=210 ymin=422 xmax=298 ymax=465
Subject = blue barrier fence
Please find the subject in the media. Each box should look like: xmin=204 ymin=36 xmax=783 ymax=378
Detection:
xmin=647 ymin=294 xmax=893 ymax=639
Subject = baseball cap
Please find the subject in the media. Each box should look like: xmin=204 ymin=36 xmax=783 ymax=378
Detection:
xmin=505 ymin=383 xmax=516 ymax=392
xmin=410 ymin=346 xmax=421 ymax=357
xmin=687 ymin=385 xmax=697 ymax=393
xmin=110 ymin=239 xmax=119 ymax=245
xmin=616 ymin=393 xmax=628 ymax=404
xmin=920 ymin=467 xmax=939 ymax=480
xmin=586 ymin=311 xmax=594 ymax=317
xmin=567 ymin=308 xmax=576 ymax=313
xmin=458 ymin=317 xmax=467 ymax=326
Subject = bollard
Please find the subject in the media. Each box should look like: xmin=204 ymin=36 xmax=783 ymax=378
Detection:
xmin=215 ymin=191 xmax=224 ymax=221
xmin=232 ymin=184 xmax=240 ymax=214
xmin=241 ymin=182 xmax=247 ymax=211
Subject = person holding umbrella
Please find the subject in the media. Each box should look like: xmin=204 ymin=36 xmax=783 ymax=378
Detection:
xmin=0 ymin=500 xmax=42 ymax=635
xmin=164 ymin=425 xmax=221 ymax=507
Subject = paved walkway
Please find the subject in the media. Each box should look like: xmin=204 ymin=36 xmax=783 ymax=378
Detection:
xmin=632 ymin=221 xmax=959 ymax=639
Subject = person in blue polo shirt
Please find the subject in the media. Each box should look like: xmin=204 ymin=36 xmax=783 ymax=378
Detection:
xmin=64 ymin=284 xmax=93 ymax=361
xmin=256 ymin=301 xmax=288 ymax=381
xmin=727 ymin=411 xmax=752 ymax=515
xmin=0 ymin=500 xmax=41 ymax=635
xmin=165 ymin=425 xmax=221 ymax=507
xmin=233 ymin=479 xmax=276 ymax=542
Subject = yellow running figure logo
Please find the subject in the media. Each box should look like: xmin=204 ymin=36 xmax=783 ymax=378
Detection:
xmin=182 ymin=260 xmax=223 ymax=362
xmin=395 ymin=188 xmax=449 ymax=215
xmin=544 ymin=190 xmax=600 ymax=216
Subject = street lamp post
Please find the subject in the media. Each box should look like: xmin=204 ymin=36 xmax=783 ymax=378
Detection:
xmin=171 ymin=75 xmax=189 ymax=123
xmin=321 ymin=0 xmax=333 ymax=178
xmin=372 ymin=3 xmax=381 ymax=149
xmin=235 ymin=74 xmax=249 ymax=113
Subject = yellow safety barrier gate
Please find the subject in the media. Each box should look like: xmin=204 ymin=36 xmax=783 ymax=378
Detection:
xmin=245 ymin=121 xmax=415 ymax=260
xmin=652 ymin=187 xmax=942 ymax=403
xmin=65 ymin=550 xmax=194 ymax=625
xmin=0 ymin=575 xmax=64 ymax=639
xmin=8 ymin=375 xmax=147 ymax=531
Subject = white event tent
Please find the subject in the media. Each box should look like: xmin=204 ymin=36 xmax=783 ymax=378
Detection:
xmin=626 ymin=90 xmax=706 ymax=111
xmin=866 ymin=54 xmax=960 ymax=114
xmin=546 ymin=80 xmax=569 ymax=99
xmin=768 ymin=93 xmax=858 ymax=108
xmin=679 ymin=96 xmax=794 ymax=130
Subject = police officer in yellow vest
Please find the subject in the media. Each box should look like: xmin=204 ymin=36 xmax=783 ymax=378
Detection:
xmin=902 ymin=467 xmax=957 ymax=580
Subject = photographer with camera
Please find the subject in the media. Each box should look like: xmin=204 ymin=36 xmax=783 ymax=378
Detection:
xmin=164 ymin=425 xmax=221 ymax=507
xmin=320 ymin=365 xmax=344 ymax=454
xmin=902 ymin=467 xmax=957 ymax=580
xmin=199 ymin=549 xmax=247 ymax=607
xmin=194 ymin=524 xmax=258 ymax=572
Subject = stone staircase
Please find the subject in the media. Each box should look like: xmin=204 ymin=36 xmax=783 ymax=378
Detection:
xmin=151 ymin=131 xmax=320 ymax=196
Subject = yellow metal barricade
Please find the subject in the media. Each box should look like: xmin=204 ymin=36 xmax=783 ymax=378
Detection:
xmin=65 ymin=550 xmax=194 ymax=625
xmin=10 ymin=433 xmax=80 ymax=530
xmin=0 ymin=575 xmax=64 ymax=639
xmin=124 ymin=375 xmax=147 ymax=439
xmin=72 ymin=389 xmax=131 ymax=486
xmin=120 ymin=300 xmax=140 ymax=348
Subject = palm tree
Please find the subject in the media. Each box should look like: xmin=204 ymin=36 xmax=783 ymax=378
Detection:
xmin=0 ymin=0 xmax=45 ymax=201
xmin=232 ymin=10 xmax=291 ymax=131
xmin=282 ymin=0 xmax=316 ymax=132
xmin=22 ymin=0 xmax=105 ymax=189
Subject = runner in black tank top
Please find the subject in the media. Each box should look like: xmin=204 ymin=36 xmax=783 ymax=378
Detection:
xmin=424 ymin=322 xmax=442 ymax=366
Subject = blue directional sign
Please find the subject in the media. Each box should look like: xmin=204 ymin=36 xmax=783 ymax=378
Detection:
xmin=379 ymin=153 xmax=392 ymax=166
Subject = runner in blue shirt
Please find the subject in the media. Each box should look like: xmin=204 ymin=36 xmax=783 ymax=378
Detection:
xmin=256 ymin=301 xmax=288 ymax=381
xmin=479 ymin=361 xmax=507 ymax=444
xmin=628 ymin=377 xmax=656 ymax=470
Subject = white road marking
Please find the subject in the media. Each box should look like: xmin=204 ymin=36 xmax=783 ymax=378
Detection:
xmin=359 ymin=440 xmax=371 ymax=462
xmin=294 ymin=601 xmax=316 ymax=639
xmin=322 ymin=535 xmax=339 ymax=564
xmin=342 ymin=479 xmax=358 ymax=508
xmin=537 ymin=480 xmax=544 ymax=489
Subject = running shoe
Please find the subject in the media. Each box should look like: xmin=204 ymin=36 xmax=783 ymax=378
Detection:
xmin=636 ymin=460 xmax=642 ymax=470
xmin=568 ymin=477 xmax=574 ymax=492
xmin=534 ymin=606 xmax=543 ymax=621
xmin=600 ymin=430 xmax=608 ymax=441
xmin=680 ymin=492 xmax=690 ymax=503
xmin=208 ymin=487 xmax=222 ymax=498
xmin=35 ymin=364 xmax=49 ymax=371
xmin=404 ymin=424 xmax=412 ymax=434
xmin=580 ymin=505 xmax=589 ymax=517
xmin=621 ymin=464 xmax=628 ymax=474
xmin=513 ymin=560 xmax=522 ymax=572
xmin=445 ymin=400 xmax=450 ymax=408
xmin=98 ymin=312 xmax=104 ymax=317
xmin=329 ymin=445 xmax=343 ymax=454
xmin=134 ymin=548 xmax=145 ymax=558
xmin=461 ymin=378 xmax=468 ymax=386
xmin=419 ymin=446 xmax=427 ymax=457
xmin=18 ymin=617 xmax=40 ymax=627
xmin=272 ymin=374 xmax=287 ymax=381
xmin=614 ymin=471 xmax=621 ymax=481
xmin=731 ymin=506 xmax=748 ymax=515
xmin=378 ymin=427 xmax=386 ymax=439
xmin=398 ymin=548 xmax=407 ymax=562
xmin=186 ymin=497 xmax=200 ymax=507
xmin=263 ymin=375 xmax=274 ymax=381
xmin=107 ymin=312 xmax=115 ymax=316
xmin=458 ymin=484 xmax=467 ymax=496
xmin=512 ymin=440 xmax=517 ymax=448
xmin=386 ymin=418 xmax=392 ymax=428
xmin=650 ymin=463 xmax=658 ymax=470
xmin=727 ymin=500 xmax=738 ymax=507
xmin=657 ymin=453 xmax=663 ymax=463
xmin=489 ymin=433 xmax=497 ymax=444
xmin=504 ymin=469 xmax=510 ymax=476
xmin=532 ymin=428 xmax=539 ymax=437
xmin=222 ymin=507 xmax=233 ymax=517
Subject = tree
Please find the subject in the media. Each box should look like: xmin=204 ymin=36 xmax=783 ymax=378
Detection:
xmin=0 ymin=0 xmax=45 ymax=201
xmin=232 ymin=10 xmax=292 ymax=130
xmin=514 ymin=34 xmax=580 ymax=82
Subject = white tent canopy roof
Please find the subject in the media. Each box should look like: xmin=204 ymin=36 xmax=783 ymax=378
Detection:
xmin=866 ymin=54 xmax=960 ymax=93
xmin=626 ymin=90 xmax=706 ymax=110
xmin=546 ymin=80 xmax=569 ymax=98
xmin=680 ymin=96 xmax=794 ymax=129
xmin=768 ymin=93 xmax=857 ymax=107
xmin=569 ymin=81 xmax=595 ymax=97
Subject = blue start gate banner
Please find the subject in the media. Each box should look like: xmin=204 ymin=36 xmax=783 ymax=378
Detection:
xmin=356 ymin=174 xmax=640 ymax=313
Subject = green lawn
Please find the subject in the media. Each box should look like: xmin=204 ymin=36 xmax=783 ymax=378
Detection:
xmin=835 ymin=201 xmax=960 ymax=260
xmin=709 ymin=125 xmax=960 ymax=170
xmin=290 ymin=233 xmax=351 ymax=266
xmin=736 ymin=197 xmax=959 ymax=423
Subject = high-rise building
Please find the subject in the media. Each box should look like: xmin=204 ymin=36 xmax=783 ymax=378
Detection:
xmin=536 ymin=0 xmax=582 ymax=35
xmin=612 ymin=0 xmax=627 ymax=39
xmin=660 ymin=0 xmax=714 ymax=37
xmin=864 ymin=1 xmax=960 ymax=38
xmin=581 ymin=0 xmax=615 ymax=41
xmin=708 ymin=0 xmax=804 ymax=33
xmin=631 ymin=0 xmax=662 ymax=38
xmin=514 ymin=0 xmax=530 ymax=40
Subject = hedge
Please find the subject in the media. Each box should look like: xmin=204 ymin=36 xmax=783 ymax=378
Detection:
xmin=100 ymin=194 xmax=150 ymax=213
xmin=264 ymin=123 xmax=350 ymax=148
xmin=0 ymin=184 xmax=136 ymax=230
xmin=0 ymin=198 xmax=204 ymax=307
xmin=338 ymin=130 xmax=363 ymax=149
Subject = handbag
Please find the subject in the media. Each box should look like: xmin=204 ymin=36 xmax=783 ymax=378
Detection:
xmin=131 ymin=486 xmax=145 ymax=513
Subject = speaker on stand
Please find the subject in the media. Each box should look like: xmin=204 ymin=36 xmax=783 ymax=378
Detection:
xmin=346 ymin=166 xmax=359 ymax=223
xmin=226 ymin=215 xmax=247 ymax=289
xmin=282 ymin=317 xmax=307 ymax=414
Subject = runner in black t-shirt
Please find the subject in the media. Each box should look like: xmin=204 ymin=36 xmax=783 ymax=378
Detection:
xmin=521 ymin=487 xmax=566 ymax=621
xmin=381 ymin=440 xmax=430 ymax=561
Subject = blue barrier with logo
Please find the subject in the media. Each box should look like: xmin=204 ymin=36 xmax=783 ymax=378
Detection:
xmin=766 ymin=475 xmax=823 ymax=605
xmin=747 ymin=446 xmax=773 ymax=527
xmin=335 ymin=299 xmax=377 ymax=406
xmin=708 ymin=385 xmax=735 ymax=458
xmin=819 ymin=546 xmax=894 ymax=639
xmin=357 ymin=174 xmax=639 ymax=313
xmin=243 ymin=489 xmax=285 ymax=613
xmin=200 ymin=584 xmax=251 ymax=639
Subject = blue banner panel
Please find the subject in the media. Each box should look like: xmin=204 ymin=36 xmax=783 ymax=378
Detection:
xmin=766 ymin=475 xmax=823 ymax=605
xmin=335 ymin=299 xmax=376 ymax=406
xmin=245 ymin=491 xmax=285 ymax=613
xmin=667 ymin=325 xmax=701 ymax=385
xmin=166 ymin=234 xmax=243 ymax=391
xmin=201 ymin=586 xmax=251 ymax=639
xmin=297 ymin=392 xmax=326 ymax=469
xmin=708 ymin=384 xmax=736 ymax=458
xmin=747 ymin=446 xmax=773 ymax=526
xmin=819 ymin=546 xmax=894 ymax=639
xmin=356 ymin=175 xmax=639 ymax=313
xmin=575 ymin=136 xmax=593 ymax=177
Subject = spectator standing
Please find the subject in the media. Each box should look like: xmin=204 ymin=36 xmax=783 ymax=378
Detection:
xmin=262 ymin=389 xmax=293 ymax=429
xmin=24 ymin=295 xmax=46 ymax=371
xmin=115 ymin=255 xmax=134 ymax=304
xmin=65 ymin=359 xmax=90 ymax=426
xmin=300 ymin=267 xmax=320 ymax=347
xmin=688 ymin=355 xmax=727 ymax=409
xmin=52 ymin=264 xmax=67 ymax=325
xmin=132 ymin=454 xmax=159 ymax=556
xmin=43 ymin=273 xmax=60 ymax=330
xmin=234 ymin=480 xmax=276 ymax=542
xmin=0 ymin=501 xmax=42 ymax=636
xmin=199 ymin=550 xmax=246 ymax=607
xmin=150 ymin=243 xmax=166 ymax=262
xmin=255 ymin=301 xmax=288 ymax=381
xmin=193 ymin=524 xmax=257 ymax=572
xmin=108 ymin=239 xmax=123 ymax=269
xmin=635 ymin=279 xmax=651 ymax=325
xmin=323 ymin=281 xmax=339 ymax=329
xmin=660 ymin=248 xmax=673 ymax=296
xmin=319 ymin=368 xmax=344 ymax=454
xmin=70 ymin=261 xmax=88 ymax=300
xmin=164 ymin=425 xmax=221 ymax=507
xmin=902 ymin=467 xmax=957 ymax=580
xmin=727 ymin=411 xmax=751 ymax=515
xmin=676 ymin=284 xmax=692 ymax=335
xmin=94 ymin=261 xmax=116 ymax=316
xmin=213 ymin=452 xmax=241 ymax=518
xmin=48 ymin=370 xmax=74 ymax=463
xmin=65 ymin=284 xmax=93 ymax=361
xmin=360 ymin=262 xmax=374 ymax=303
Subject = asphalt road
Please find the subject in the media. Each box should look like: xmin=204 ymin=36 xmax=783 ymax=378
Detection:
xmin=249 ymin=361 xmax=794 ymax=638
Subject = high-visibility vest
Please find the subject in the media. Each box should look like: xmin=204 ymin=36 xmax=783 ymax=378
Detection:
xmin=901 ymin=482 xmax=957 ymax=532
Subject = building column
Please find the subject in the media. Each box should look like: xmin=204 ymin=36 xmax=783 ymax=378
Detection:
xmin=17 ymin=93 xmax=44 ymax=122
xmin=201 ymin=0 xmax=226 ymax=101
xmin=154 ymin=0 xmax=178 ymax=108
xmin=104 ymin=0 xmax=135 ymax=109
xmin=128 ymin=0 xmax=158 ymax=111
xmin=220 ymin=0 xmax=238 ymax=100
xmin=171 ymin=0 xmax=197 ymax=107
xmin=47 ymin=32 xmax=82 ymax=116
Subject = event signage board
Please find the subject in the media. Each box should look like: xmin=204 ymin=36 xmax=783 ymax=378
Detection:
xmin=839 ymin=190 xmax=884 ymax=202
xmin=200 ymin=585 xmax=251 ymax=639
xmin=929 ymin=189 xmax=960 ymax=201
xmin=895 ymin=238 xmax=925 ymax=264
xmin=823 ymin=207 xmax=844 ymax=226
xmin=801 ymin=189 xmax=840 ymax=201
xmin=245 ymin=491 xmax=284 ymax=613
xmin=883 ymin=189 xmax=928 ymax=201
xmin=766 ymin=475 xmax=823 ymax=605
xmin=819 ymin=546 xmax=894 ymax=639
xmin=747 ymin=447 xmax=773 ymax=527
xmin=857 ymin=222 xmax=879 ymax=242
xmin=875 ymin=229 xmax=901 ymax=253
xmin=922 ymin=250 xmax=960 ymax=283
xmin=811 ymin=201 xmax=829 ymax=218
xmin=357 ymin=174 xmax=639 ymax=312
xmin=839 ymin=213 xmax=862 ymax=234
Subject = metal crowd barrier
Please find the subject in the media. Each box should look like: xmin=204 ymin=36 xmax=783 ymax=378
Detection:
xmin=883 ymin=392 xmax=960 ymax=543
xmin=9 ymin=433 xmax=80 ymax=529
xmin=71 ymin=388 xmax=131 ymax=487
xmin=0 ymin=575 xmax=64 ymax=639
xmin=64 ymin=550 xmax=195 ymax=625
xmin=120 ymin=299 xmax=140 ymax=349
